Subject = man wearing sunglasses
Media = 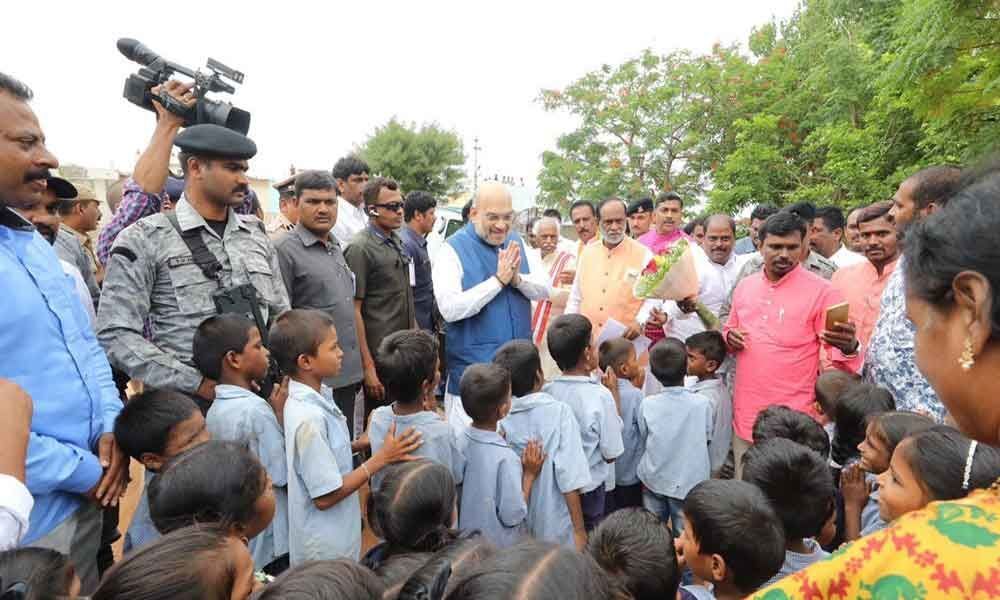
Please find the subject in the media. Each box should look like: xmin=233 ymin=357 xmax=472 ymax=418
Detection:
xmin=344 ymin=177 xmax=416 ymax=417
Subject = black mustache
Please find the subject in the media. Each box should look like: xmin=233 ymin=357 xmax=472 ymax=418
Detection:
xmin=24 ymin=169 xmax=51 ymax=183
xmin=232 ymin=185 xmax=249 ymax=194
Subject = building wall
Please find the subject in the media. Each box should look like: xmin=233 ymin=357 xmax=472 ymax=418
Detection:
xmin=55 ymin=164 xmax=280 ymax=242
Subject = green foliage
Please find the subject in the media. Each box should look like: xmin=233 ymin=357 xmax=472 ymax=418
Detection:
xmin=358 ymin=118 xmax=465 ymax=198
xmin=540 ymin=0 xmax=999 ymax=215
xmin=536 ymin=50 xmax=707 ymax=211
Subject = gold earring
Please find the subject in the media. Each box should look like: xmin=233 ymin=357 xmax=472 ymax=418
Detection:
xmin=959 ymin=336 xmax=975 ymax=371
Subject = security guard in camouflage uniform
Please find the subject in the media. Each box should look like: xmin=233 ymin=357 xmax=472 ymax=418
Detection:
xmin=97 ymin=124 xmax=290 ymax=402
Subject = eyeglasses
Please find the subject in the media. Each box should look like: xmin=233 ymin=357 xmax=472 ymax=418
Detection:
xmin=373 ymin=202 xmax=404 ymax=212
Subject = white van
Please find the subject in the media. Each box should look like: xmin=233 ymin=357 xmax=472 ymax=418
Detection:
xmin=427 ymin=206 xmax=466 ymax=259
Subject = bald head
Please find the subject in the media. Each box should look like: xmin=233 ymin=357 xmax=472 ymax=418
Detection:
xmin=471 ymin=182 xmax=515 ymax=246
xmin=473 ymin=182 xmax=512 ymax=208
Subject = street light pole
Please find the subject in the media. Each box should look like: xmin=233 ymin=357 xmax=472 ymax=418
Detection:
xmin=472 ymin=137 xmax=482 ymax=195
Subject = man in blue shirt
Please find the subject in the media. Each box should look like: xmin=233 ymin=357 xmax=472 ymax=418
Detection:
xmin=0 ymin=72 xmax=126 ymax=593
xmin=399 ymin=190 xmax=439 ymax=333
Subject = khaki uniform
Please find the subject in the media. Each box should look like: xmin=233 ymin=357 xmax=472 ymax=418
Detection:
xmin=55 ymin=225 xmax=101 ymax=308
xmin=97 ymin=198 xmax=290 ymax=394
xmin=266 ymin=212 xmax=295 ymax=241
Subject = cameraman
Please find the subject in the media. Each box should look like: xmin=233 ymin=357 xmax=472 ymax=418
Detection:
xmin=97 ymin=123 xmax=290 ymax=403
xmin=96 ymin=81 xmax=259 ymax=265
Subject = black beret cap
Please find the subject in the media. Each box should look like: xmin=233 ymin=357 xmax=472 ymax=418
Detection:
xmin=174 ymin=124 xmax=257 ymax=159
xmin=627 ymin=197 xmax=654 ymax=216
xmin=46 ymin=176 xmax=78 ymax=199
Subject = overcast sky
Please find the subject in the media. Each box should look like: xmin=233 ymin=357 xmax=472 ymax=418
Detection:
xmin=6 ymin=0 xmax=799 ymax=195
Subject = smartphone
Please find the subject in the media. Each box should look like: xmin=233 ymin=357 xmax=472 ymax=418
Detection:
xmin=825 ymin=302 xmax=850 ymax=331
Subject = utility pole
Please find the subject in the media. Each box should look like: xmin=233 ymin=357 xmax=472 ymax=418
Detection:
xmin=472 ymin=137 xmax=482 ymax=195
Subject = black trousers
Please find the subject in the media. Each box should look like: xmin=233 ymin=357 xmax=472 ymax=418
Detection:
xmin=332 ymin=383 xmax=361 ymax=439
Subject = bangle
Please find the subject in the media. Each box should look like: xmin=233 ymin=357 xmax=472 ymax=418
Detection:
xmin=494 ymin=274 xmax=506 ymax=287
xmin=360 ymin=461 xmax=372 ymax=481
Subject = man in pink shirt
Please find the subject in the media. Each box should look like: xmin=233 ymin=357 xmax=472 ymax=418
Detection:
xmin=725 ymin=211 xmax=862 ymax=477
xmin=638 ymin=191 xmax=689 ymax=254
xmin=638 ymin=192 xmax=690 ymax=342
xmin=831 ymin=201 xmax=899 ymax=349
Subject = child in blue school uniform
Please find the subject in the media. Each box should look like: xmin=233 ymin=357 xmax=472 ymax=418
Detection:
xmin=842 ymin=411 xmax=934 ymax=542
xmin=685 ymin=331 xmax=732 ymax=477
xmin=192 ymin=314 xmax=291 ymax=575
xmin=113 ymin=389 xmax=210 ymax=555
xmin=637 ymin=338 xmax=714 ymax=536
xmin=677 ymin=480 xmax=786 ymax=600
xmin=367 ymin=330 xmax=464 ymax=488
xmin=493 ymin=340 xmax=591 ymax=549
xmin=457 ymin=363 xmax=545 ymax=548
xmin=147 ymin=440 xmax=277 ymax=547
xmin=543 ymin=314 xmax=624 ymax=531
xmin=596 ymin=337 xmax=644 ymax=513
xmin=743 ymin=438 xmax=834 ymax=587
xmin=269 ymin=309 xmax=423 ymax=564
xmin=587 ymin=507 xmax=684 ymax=600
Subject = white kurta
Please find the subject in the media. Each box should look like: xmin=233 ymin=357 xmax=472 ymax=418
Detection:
xmin=330 ymin=197 xmax=368 ymax=247
xmin=432 ymin=241 xmax=552 ymax=432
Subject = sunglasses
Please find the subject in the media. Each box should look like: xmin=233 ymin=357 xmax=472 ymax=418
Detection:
xmin=373 ymin=202 xmax=404 ymax=212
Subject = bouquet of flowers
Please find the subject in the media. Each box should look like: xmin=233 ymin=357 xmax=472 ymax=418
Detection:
xmin=633 ymin=239 xmax=700 ymax=301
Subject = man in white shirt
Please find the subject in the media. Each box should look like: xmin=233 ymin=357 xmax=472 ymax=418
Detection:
xmin=641 ymin=214 xmax=748 ymax=341
xmin=812 ymin=206 xmax=866 ymax=269
xmin=432 ymin=182 xmax=551 ymax=430
xmin=0 ymin=379 xmax=33 ymax=551
xmin=331 ymin=155 xmax=370 ymax=246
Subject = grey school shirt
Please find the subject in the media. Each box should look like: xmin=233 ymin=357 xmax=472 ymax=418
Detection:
xmin=206 ymin=384 xmax=289 ymax=568
xmin=275 ymin=223 xmax=363 ymax=389
xmin=499 ymin=392 xmax=591 ymax=547
xmin=543 ymin=376 xmax=625 ymax=493
xmin=123 ymin=470 xmax=160 ymax=555
xmin=614 ymin=380 xmax=644 ymax=487
xmin=637 ymin=386 xmax=714 ymax=500
xmin=862 ymin=473 xmax=887 ymax=536
xmin=284 ymin=381 xmax=360 ymax=564
xmin=457 ymin=427 xmax=528 ymax=549
xmin=367 ymin=406 xmax=464 ymax=487
xmin=97 ymin=198 xmax=290 ymax=394
xmin=761 ymin=538 xmax=829 ymax=588
xmin=689 ymin=378 xmax=733 ymax=474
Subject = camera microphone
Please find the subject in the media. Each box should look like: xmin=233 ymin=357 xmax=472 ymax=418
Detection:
xmin=117 ymin=37 xmax=251 ymax=134
xmin=117 ymin=38 xmax=163 ymax=68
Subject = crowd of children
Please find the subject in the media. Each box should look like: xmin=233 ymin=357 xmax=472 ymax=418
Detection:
xmin=3 ymin=308 xmax=999 ymax=600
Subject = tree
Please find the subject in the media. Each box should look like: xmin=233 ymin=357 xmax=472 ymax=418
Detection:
xmin=358 ymin=119 xmax=465 ymax=198
xmin=539 ymin=0 xmax=999 ymax=216
xmin=537 ymin=50 xmax=707 ymax=211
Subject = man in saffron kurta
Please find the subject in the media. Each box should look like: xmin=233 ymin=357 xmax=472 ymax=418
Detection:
xmin=725 ymin=212 xmax=862 ymax=477
xmin=432 ymin=183 xmax=550 ymax=430
xmin=830 ymin=201 xmax=899 ymax=349
xmin=566 ymin=199 xmax=657 ymax=342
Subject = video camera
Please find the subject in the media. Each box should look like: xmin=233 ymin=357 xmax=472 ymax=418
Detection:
xmin=117 ymin=38 xmax=251 ymax=135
